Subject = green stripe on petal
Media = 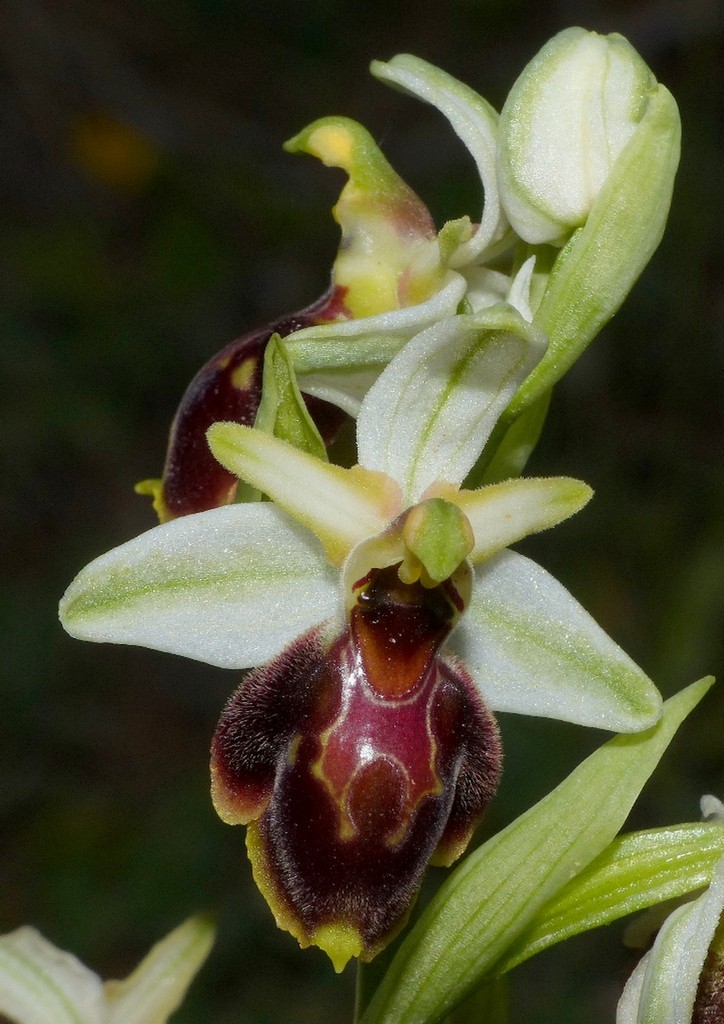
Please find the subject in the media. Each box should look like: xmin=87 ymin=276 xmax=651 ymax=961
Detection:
xmin=455 ymin=550 xmax=662 ymax=731
xmin=288 ymin=272 xmax=468 ymax=415
xmin=371 ymin=54 xmax=510 ymax=264
xmin=497 ymin=823 xmax=724 ymax=974
xmin=208 ymin=423 xmax=401 ymax=564
xmin=59 ymin=504 xmax=339 ymax=669
xmin=361 ymin=679 xmax=712 ymax=1024
xmin=105 ymin=914 xmax=215 ymax=1024
xmin=618 ymin=856 xmax=724 ymax=1023
xmin=356 ymin=306 xmax=546 ymax=504
xmin=0 ymin=927 xmax=105 ymax=1024
xmin=454 ymin=476 xmax=592 ymax=563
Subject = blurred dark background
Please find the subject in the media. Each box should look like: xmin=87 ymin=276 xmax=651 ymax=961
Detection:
xmin=2 ymin=1 xmax=723 ymax=1021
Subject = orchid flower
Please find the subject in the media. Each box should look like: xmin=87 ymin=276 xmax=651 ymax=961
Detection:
xmin=0 ymin=915 xmax=214 ymax=1024
xmin=60 ymin=300 xmax=662 ymax=973
xmin=617 ymin=797 xmax=724 ymax=1024
xmin=137 ymin=33 xmax=679 ymax=521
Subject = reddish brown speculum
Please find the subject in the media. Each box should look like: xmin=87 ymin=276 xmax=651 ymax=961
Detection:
xmin=210 ymin=564 xmax=501 ymax=965
xmin=157 ymin=285 xmax=349 ymax=519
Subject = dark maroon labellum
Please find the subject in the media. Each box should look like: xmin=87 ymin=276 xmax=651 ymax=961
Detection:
xmin=211 ymin=565 xmax=502 ymax=969
xmin=156 ymin=285 xmax=349 ymax=520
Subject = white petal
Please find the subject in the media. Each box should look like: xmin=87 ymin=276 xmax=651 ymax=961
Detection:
xmin=453 ymin=550 xmax=662 ymax=730
xmin=208 ymin=423 xmax=401 ymax=564
xmin=357 ymin=306 xmax=546 ymax=503
xmin=701 ymin=795 xmax=724 ymax=823
xmin=455 ymin=476 xmax=591 ymax=563
xmin=287 ymin=271 xmax=467 ymax=378
xmin=626 ymin=856 xmax=724 ymax=1024
xmin=299 ymin=368 xmax=380 ymax=418
xmin=105 ymin=915 xmax=214 ymax=1024
xmin=0 ymin=927 xmax=105 ymax=1024
xmin=371 ymin=55 xmax=509 ymax=264
xmin=59 ymin=504 xmax=339 ymax=670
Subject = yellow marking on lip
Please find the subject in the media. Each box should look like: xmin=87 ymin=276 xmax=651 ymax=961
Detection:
xmin=230 ymin=356 xmax=257 ymax=391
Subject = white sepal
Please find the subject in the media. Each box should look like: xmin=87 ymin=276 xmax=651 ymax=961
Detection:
xmin=59 ymin=504 xmax=339 ymax=670
xmin=371 ymin=54 xmax=509 ymax=265
xmin=0 ymin=927 xmax=105 ymax=1024
xmin=287 ymin=271 xmax=467 ymax=382
xmin=356 ymin=306 xmax=546 ymax=503
xmin=454 ymin=550 xmax=662 ymax=731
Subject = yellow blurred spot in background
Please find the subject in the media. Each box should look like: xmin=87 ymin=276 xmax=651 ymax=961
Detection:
xmin=70 ymin=112 xmax=161 ymax=192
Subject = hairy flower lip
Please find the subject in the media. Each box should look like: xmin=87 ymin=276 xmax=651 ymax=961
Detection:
xmin=210 ymin=571 xmax=503 ymax=972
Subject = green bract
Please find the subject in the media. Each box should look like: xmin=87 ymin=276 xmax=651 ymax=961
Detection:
xmin=360 ymin=680 xmax=713 ymax=1024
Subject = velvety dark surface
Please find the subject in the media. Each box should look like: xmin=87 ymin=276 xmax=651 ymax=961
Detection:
xmin=2 ymin=1 xmax=723 ymax=1020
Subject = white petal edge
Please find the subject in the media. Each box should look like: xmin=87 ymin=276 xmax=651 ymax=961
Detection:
xmin=0 ymin=927 xmax=105 ymax=1024
xmin=617 ymin=855 xmax=724 ymax=1024
xmin=370 ymin=54 xmax=509 ymax=265
xmin=105 ymin=915 xmax=214 ymax=1024
xmin=453 ymin=550 xmax=662 ymax=731
xmin=616 ymin=955 xmax=648 ymax=1024
xmin=356 ymin=306 xmax=546 ymax=504
xmin=286 ymin=271 xmax=467 ymax=376
xmin=299 ymin=368 xmax=381 ymax=418
xmin=59 ymin=504 xmax=339 ymax=670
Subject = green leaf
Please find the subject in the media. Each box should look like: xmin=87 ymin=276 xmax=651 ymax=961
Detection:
xmin=495 ymin=822 xmax=724 ymax=974
xmin=360 ymin=678 xmax=713 ymax=1024
xmin=255 ymin=334 xmax=327 ymax=461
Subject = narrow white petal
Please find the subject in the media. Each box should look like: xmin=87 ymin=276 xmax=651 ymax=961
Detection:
xmin=0 ymin=927 xmax=105 ymax=1024
xmin=456 ymin=476 xmax=591 ymax=563
xmin=209 ymin=423 xmax=401 ymax=563
xmin=632 ymin=856 xmax=724 ymax=1024
xmin=357 ymin=306 xmax=546 ymax=503
xmin=60 ymin=504 xmax=339 ymax=670
xmin=286 ymin=272 xmax=467 ymax=378
xmin=506 ymin=255 xmax=536 ymax=322
xmin=453 ymin=550 xmax=662 ymax=731
xmin=106 ymin=915 xmax=214 ymax=1024
xmin=371 ymin=55 xmax=509 ymax=264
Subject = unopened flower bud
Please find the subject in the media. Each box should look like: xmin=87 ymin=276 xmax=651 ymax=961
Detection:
xmin=498 ymin=27 xmax=660 ymax=245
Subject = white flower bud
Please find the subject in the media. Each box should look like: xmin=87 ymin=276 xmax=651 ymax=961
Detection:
xmin=498 ymin=27 xmax=657 ymax=244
